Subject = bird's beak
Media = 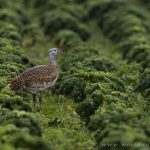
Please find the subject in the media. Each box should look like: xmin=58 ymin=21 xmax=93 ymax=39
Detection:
xmin=58 ymin=48 xmax=64 ymax=53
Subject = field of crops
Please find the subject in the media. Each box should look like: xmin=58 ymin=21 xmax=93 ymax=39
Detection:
xmin=1 ymin=0 xmax=150 ymax=149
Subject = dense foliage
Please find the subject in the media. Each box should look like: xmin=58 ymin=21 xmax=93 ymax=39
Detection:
xmin=33 ymin=0 xmax=150 ymax=149
xmin=0 ymin=0 xmax=52 ymax=149
xmin=1 ymin=0 xmax=150 ymax=149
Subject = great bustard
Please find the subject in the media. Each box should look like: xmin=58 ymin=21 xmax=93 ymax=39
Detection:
xmin=10 ymin=48 xmax=62 ymax=112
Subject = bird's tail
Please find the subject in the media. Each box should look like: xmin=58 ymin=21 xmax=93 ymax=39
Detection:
xmin=10 ymin=76 xmax=24 ymax=91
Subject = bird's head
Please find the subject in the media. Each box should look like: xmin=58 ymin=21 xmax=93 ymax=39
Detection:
xmin=48 ymin=48 xmax=63 ymax=57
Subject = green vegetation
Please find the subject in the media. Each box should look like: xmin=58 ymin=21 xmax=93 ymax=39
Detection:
xmin=90 ymin=0 xmax=150 ymax=68
xmin=0 ymin=0 xmax=52 ymax=149
xmin=1 ymin=0 xmax=150 ymax=150
xmin=40 ymin=9 xmax=90 ymax=41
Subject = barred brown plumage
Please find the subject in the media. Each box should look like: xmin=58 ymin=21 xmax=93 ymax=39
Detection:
xmin=10 ymin=48 xmax=62 ymax=112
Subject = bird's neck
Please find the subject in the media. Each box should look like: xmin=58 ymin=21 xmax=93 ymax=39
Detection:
xmin=49 ymin=55 xmax=57 ymax=66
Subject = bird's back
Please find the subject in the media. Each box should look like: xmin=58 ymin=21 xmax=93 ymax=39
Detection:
xmin=10 ymin=65 xmax=58 ymax=93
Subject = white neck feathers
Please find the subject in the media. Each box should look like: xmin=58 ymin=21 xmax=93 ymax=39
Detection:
xmin=49 ymin=54 xmax=57 ymax=66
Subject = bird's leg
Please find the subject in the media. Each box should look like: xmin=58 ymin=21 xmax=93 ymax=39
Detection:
xmin=33 ymin=94 xmax=36 ymax=112
xmin=39 ymin=94 xmax=42 ymax=112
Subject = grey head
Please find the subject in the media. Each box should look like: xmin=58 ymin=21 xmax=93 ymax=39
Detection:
xmin=48 ymin=48 xmax=62 ymax=66
xmin=48 ymin=48 xmax=62 ymax=57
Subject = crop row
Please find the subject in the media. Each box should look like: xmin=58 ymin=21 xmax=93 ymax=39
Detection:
xmin=87 ymin=0 xmax=150 ymax=99
xmin=136 ymin=0 xmax=150 ymax=100
xmin=55 ymin=30 xmax=150 ymax=150
xmin=0 ymin=0 xmax=52 ymax=149
xmin=33 ymin=0 xmax=90 ymax=41
xmin=34 ymin=0 xmax=150 ymax=149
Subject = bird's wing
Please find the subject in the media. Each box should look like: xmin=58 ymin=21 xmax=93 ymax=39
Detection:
xmin=22 ymin=65 xmax=50 ymax=74
xmin=19 ymin=65 xmax=58 ymax=88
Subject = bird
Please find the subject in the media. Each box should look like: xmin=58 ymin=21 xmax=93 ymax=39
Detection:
xmin=10 ymin=48 xmax=62 ymax=112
